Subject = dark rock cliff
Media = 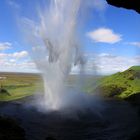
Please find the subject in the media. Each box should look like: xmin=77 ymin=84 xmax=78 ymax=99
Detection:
xmin=106 ymin=0 xmax=140 ymax=14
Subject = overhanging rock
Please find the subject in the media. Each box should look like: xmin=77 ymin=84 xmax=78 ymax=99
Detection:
xmin=106 ymin=0 xmax=140 ymax=14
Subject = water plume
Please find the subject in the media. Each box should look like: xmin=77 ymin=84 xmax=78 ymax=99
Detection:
xmin=21 ymin=0 xmax=105 ymax=111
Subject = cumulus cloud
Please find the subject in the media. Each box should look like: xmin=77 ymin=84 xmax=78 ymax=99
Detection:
xmin=0 ymin=50 xmax=37 ymax=72
xmin=72 ymin=53 xmax=140 ymax=75
xmin=85 ymin=53 xmax=140 ymax=75
xmin=0 ymin=60 xmax=36 ymax=72
xmin=0 ymin=49 xmax=139 ymax=74
xmin=0 ymin=42 xmax=12 ymax=51
xmin=87 ymin=28 xmax=122 ymax=44
xmin=0 ymin=50 xmax=139 ymax=74
xmin=0 ymin=53 xmax=9 ymax=58
xmin=0 ymin=51 xmax=28 ymax=59
xmin=12 ymin=51 xmax=29 ymax=59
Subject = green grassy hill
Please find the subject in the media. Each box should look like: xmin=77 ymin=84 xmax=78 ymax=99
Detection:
xmin=88 ymin=66 xmax=140 ymax=99
xmin=0 ymin=66 xmax=140 ymax=101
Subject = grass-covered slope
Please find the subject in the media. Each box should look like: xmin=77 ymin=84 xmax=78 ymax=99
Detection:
xmin=0 ymin=66 xmax=140 ymax=101
xmin=89 ymin=66 xmax=140 ymax=99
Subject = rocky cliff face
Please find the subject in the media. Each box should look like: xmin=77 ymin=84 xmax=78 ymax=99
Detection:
xmin=106 ymin=0 xmax=140 ymax=14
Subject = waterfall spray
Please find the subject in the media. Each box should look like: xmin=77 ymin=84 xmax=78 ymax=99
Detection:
xmin=22 ymin=0 xmax=85 ymax=110
xmin=20 ymin=0 xmax=107 ymax=112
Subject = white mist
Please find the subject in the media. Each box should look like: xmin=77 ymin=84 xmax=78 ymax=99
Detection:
xmin=21 ymin=0 xmax=106 ymax=111
xmin=25 ymin=0 xmax=84 ymax=110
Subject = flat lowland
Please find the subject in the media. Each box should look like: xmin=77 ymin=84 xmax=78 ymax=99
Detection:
xmin=0 ymin=72 xmax=96 ymax=101
xmin=0 ymin=72 xmax=43 ymax=101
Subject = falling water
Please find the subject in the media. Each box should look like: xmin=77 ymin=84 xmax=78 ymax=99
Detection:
xmin=40 ymin=0 xmax=83 ymax=110
xmin=22 ymin=0 xmax=85 ymax=110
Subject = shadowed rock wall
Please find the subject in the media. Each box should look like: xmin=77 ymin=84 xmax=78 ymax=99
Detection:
xmin=106 ymin=0 xmax=140 ymax=14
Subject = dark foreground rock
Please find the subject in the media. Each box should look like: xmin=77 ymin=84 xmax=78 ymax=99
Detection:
xmin=0 ymin=116 xmax=26 ymax=140
xmin=125 ymin=93 xmax=140 ymax=106
xmin=46 ymin=136 xmax=56 ymax=140
xmin=125 ymin=93 xmax=140 ymax=140
xmin=106 ymin=0 xmax=140 ymax=14
xmin=125 ymin=93 xmax=140 ymax=118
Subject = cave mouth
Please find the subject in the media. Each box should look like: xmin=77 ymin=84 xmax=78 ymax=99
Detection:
xmin=0 ymin=99 xmax=139 ymax=140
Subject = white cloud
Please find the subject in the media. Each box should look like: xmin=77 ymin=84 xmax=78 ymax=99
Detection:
xmin=0 ymin=48 xmax=139 ymax=74
xmin=84 ymin=53 xmax=140 ymax=75
xmin=0 ymin=50 xmax=28 ymax=59
xmin=0 ymin=60 xmax=36 ymax=73
xmin=71 ymin=53 xmax=140 ymax=75
xmin=7 ymin=0 xmax=20 ymax=9
xmin=127 ymin=42 xmax=140 ymax=47
xmin=0 ymin=53 xmax=9 ymax=58
xmin=12 ymin=51 xmax=29 ymax=59
xmin=0 ymin=42 xmax=12 ymax=51
xmin=87 ymin=28 xmax=122 ymax=44
xmin=9 ymin=59 xmax=16 ymax=63
xmin=0 ymin=51 xmax=37 ymax=73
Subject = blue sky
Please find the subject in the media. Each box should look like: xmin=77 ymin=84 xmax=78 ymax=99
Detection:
xmin=0 ymin=0 xmax=140 ymax=74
